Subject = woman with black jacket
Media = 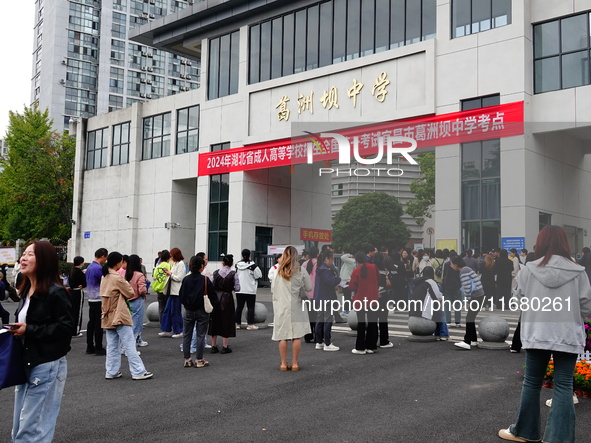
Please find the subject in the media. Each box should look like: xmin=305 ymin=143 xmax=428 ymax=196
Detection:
xmin=69 ymin=256 xmax=87 ymax=336
xmin=180 ymin=255 xmax=217 ymax=368
xmin=10 ymin=241 xmax=75 ymax=442
xmin=494 ymin=249 xmax=514 ymax=309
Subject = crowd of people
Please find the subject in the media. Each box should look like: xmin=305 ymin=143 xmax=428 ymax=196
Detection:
xmin=3 ymin=225 xmax=591 ymax=442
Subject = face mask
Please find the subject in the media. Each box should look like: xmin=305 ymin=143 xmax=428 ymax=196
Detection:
xmin=423 ymin=256 xmax=429 ymax=261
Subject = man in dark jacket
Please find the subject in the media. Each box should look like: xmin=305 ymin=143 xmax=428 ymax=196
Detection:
xmin=441 ymin=252 xmax=462 ymax=327
xmin=578 ymin=247 xmax=591 ymax=284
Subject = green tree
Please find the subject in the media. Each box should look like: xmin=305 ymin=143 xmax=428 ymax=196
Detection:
xmin=0 ymin=106 xmax=75 ymax=241
xmin=406 ymin=151 xmax=435 ymax=226
xmin=332 ymin=192 xmax=410 ymax=253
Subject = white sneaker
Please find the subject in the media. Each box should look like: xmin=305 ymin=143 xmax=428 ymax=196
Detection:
xmin=454 ymin=341 xmax=471 ymax=350
xmin=324 ymin=343 xmax=340 ymax=351
xmin=379 ymin=342 xmax=394 ymax=348
xmin=171 ymin=333 xmax=183 ymax=338
xmin=351 ymin=349 xmax=366 ymax=355
xmin=546 ymin=394 xmax=579 ymax=407
xmin=236 ymin=324 xmax=241 ymax=330
xmin=132 ymin=372 xmax=153 ymax=380
xmin=470 ymin=341 xmax=478 ymax=346
xmin=246 ymin=325 xmax=259 ymax=330
xmin=498 ymin=428 xmax=526 ymax=442
xmin=366 ymin=349 xmax=375 ymax=354
xmin=204 ymin=344 xmax=212 ymax=349
xmin=315 ymin=343 xmax=324 ymax=350
xmin=158 ymin=331 xmax=173 ymax=337
xmin=137 ymin=341 xmax=148 ymax=347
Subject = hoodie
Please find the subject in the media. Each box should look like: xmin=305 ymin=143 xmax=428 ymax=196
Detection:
xmin=235 ymin=261 xmax=262 ymax=294
xmin=516 ymin=256 xmax=591 ymax=354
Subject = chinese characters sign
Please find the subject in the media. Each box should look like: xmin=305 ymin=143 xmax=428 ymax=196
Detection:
xmin=198 ymin=101 xmax=524 ymax=176
xmin=300 ymin=228 xmax=332 ymax=242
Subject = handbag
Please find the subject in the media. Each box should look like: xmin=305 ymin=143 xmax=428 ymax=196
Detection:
xmin=203 ymin=277 xmax=213 ymax=313
xmin=0 ymin=329 xmax=27 ymax=389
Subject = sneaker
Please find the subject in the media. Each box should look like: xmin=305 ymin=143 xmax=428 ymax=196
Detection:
xmin=454 ymin=341 xmax=471 ymax=350
xmin=220 ymin=347 xmax=232 ymax=354
xmin=470 ymin=341 xmax=478 ymax=346
xmin=438 ymin=337 xmax=450 ymax=341
xmin=236 ymin=324 xmax=241 ymax=329
xmin=171 ymin=333 xmax=183 ymax=338
xmin=315 ymin=343 xmax=324 ymax=350
xmin=196 ymin=359 xmax=210 ymax=368
xmin=351 ymin=349 xmax=366 ymax=355
xmin=497 ymin=428 xmax=527 ymax=442
xmin=105 ymin=372 xmax=123 ymax=380
xmin=204 ymin=344 xmax=212 ymax=349
xmin=455 ymin=323 xmax=462 ymax=328
xmin=158 ymin=331 xmax=173 ymax=337
xmin=137 ymin=341 xmax=149 ymax=347
xmin=379 ymin=342 xmax=394 ymax=348
xmin=246 ymin=325 xmax=259 ymax=330
xmin=324 ymin=344 xmax=340 ymax=351
xmin=546 ymin=394 xmax=579 ymax=407
xmin=210 ymin=346 xmax=219 ymax=354
xmin=132 ymin=372 xmax=154 ymax=380
xmin=366 ymin=349 xmax=375 ymax=354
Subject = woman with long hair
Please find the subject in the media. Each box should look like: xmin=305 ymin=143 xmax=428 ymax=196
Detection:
xmin=125 ymin=254 xmax=148 ymax=347
xmin=271 ymin=246 xmax=312 ymax=370
xmin=210 ymin=254 xmax=240 ymax=354
xmin=101 ymin=251 xmax=152 ymax=380
xmin=10 ymin=241 xmax=75 ymax=442
xmin=159 ymin=248 xmax=186 ymax=338
xmin=153 ymin=249 xmax=171 ymax=324
xmin=234 ymin=248 xmax=262 ymax=330
xmin=349 ymin=251 xmax=380 ymax=354
xmin=498 ymin=226 xmax=591 ymax=442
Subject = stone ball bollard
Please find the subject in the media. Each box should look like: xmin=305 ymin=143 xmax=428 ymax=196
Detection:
xmin=146 ymin=301 xmax=159 ymax=322
xmin=347 ymin=310 xmax=358 ymax=331
xmin=237 ymin=302 xmax=268 ymax=328
xmin=407 ymin=316 xmax=437 ymax=342
xmin=477 ymin=315 xmax=510 ymax=349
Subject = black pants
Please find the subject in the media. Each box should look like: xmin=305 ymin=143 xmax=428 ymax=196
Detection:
xmin=315 ymin=310 xmax=334 ymax=346
xmin=463 ymin=296 xmax=484 ymax=344
xmin=157 ymin=292 xmax=169 ymax=324
xmin=70 ymin=289 xmax=83 ymax=335
xmin=305 ymin=306 xmax=316 ymax=343
xmin=235 ymin=293 xmax=256 ymax=325
xmin=355 ymin=309 xmax=378 ymax=351
xmin=86 ymin=301 xmax=103 ymax=351
xmin=377 ymin=294 xmax=390 ymax=346
xmin=511 ymin=317 xmax=522 ymax=351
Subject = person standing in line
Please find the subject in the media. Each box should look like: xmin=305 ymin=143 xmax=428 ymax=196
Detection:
xmin=159 ymin=248 xmax=186 ymax=338
xmin=101 ymin=251 xmax=153 ymax=381
xmin=339 ymin=249 xmax=356 ymax=318
xmin=480 ymin=253 xmax=496 ymax=310
xmin=85 ymin=248 xmax=108 ymax=355
xmin=10 ymin=241 xmax=75 ymax=442
xmin=153 ymin=249 xmax=172 ymax=327
xmin=69 ymin=256 xmax=87 ymax=336
xmin=125 ymin=254 xmax=148 ymax=347
xmin=271 ymin=246 xmax=312 ymax=371
xmin=234 ymin=249 xmax=262 ymax=330
xmin=374 ymin=252 xmax=393 ymax=349
xmin=210 ymin=254 xmax=240 ymax=354
xmin=498 ymin=226 xmax=591 ymax=443
xmin=154 ymin=251 xmax=161 ymax=268
xmin=577 ymin=246 xmax=591 ymax=283
xmin=314 ymin=250 xmax=342 ymax=352
xmin=463 ymin=249 xmax=479 ymax=272
xmin=452 ymin=256 xmax=484 ymax=350
xmin=494 ymin=249 xmax=514 ymax=309
xmin=442 ymin=251 xmax=463 ymax=327
xmin=349 ymin=251 xmax=380 ymax=355
xmin=180 ymin=255 xmax=217 ymax=368
xmin=402 ymin=249 xmax=414 ymax=300
xmin=301 ymin=246 xmax=319 ymax=343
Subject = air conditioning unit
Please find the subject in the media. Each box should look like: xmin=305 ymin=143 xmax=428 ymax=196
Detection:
xmin=141 ymin=12 xmax=148 ymax=18
xmin=188 ymin=0 xmax=194 ymax=4
xmin=140 ymin=93 xmax=146 ymax=98
xmin=148 ymin=13 xmax=154 ymax=19
xmin=141 ymin=66 xmax=147 ymax=71
xmin=187 ymin=61 xmax=192 ymax=66
xmin=180 ymin=59 xmax=186 ymax=65
xmin=59 ymin=79 xmax=65 ymax=85
xmin=146 ymin=94 xmax=152 ymax=99
xmin=146 ymin=79 xmax=152 ymax=84
xmin=147 ymin=67 xmax=153 ymax=72
xmin=186 ymin=75 xmax=191 ymax=80
xmin=149 ymin=0 xmax=155 ymax=4
xmin=147 ymin=53 xmax=153 ymax=58
xmin=140 ymin=78 xmax=146 ymax=83
xmin=141 ymin=51 xmax=147 ymax=56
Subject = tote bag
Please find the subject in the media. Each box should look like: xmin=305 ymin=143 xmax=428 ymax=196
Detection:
xmin=0 ymin=329 xmax=27 ymax=389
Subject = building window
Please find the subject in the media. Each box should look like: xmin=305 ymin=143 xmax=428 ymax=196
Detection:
xmin=460 ymin=95 xmax=501 ymax=252
xmin=208 ymin=173 xmax=229 ymax=260
xmin=452 ymin=0 xmax=511 ymax=38
xmin=86 ymin=127 xmax=108 ymax=170
xmin=176 ymin=105 xmax=200 ymax=154
xmin=249 ymin=0 xmax=436 ymax=84
xmin=533 ymin=12 xmax=591 ymax=93
xmin=112 ymin=122 xmax=130 ymax=165
xmin=211 ymin=142 xmax=230 ymax=152
xmin=142 ymin=113 xmax=171 ymax=160
xmin=208 ymin=31 xmax=239 ymax=100
xmin=332 ymin=183 xmax=344 ymax=196
xmin=539 ymin=212 xmax=552 ymax=231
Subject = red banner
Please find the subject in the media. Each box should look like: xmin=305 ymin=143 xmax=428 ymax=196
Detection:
xmin=198 ymin=101 xmax=524 ymax=176
xmin=300 ymin=228 xmax=332 ymax=242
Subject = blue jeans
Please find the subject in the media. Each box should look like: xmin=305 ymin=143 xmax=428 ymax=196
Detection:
xmin=105 ymin=325 xmax=147 ymax=377
xmin=443 ymin=289 xmax=462 ymax=325
xmin=161 ymin=295 xmax=183 ymax=334
xmin=510 ymin=349 xmax=577 ymax=443
xmin=12 ymin=357 xmax=67 ymax=442
xmin=432 ymin=309 xmax=449 ymax=338
xmin=129 ymin=298 xmax=145 ymax=343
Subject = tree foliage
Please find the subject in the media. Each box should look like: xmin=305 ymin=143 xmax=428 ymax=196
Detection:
xmin=406 ymin=152 xmax=435 ymax=226
xmin=0 ymin=106 xmax=75 ymax=241
xmin=332 ymin=192 xmax=410 ymax=253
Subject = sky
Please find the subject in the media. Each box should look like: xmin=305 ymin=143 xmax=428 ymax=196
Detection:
xmin=0 ymin=2 xmax=35 ymax=138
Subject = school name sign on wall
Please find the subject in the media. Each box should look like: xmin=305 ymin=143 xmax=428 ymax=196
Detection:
xmin=198 ymin=101 xmax=524 ymax=176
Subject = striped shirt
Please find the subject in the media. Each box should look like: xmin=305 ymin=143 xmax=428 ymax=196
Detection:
xmin=460 ymin=267 xmax=484 ymax=298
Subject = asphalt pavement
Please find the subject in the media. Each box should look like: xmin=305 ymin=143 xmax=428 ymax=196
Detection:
xmin=1 ymin=290 xmax=590 ymax=442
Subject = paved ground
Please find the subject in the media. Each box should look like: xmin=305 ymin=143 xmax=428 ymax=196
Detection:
xmin=1 ymin=290 xmax=590 ymax=442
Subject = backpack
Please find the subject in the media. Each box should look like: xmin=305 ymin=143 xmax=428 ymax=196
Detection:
xmin=151 ymin=265 xmax=169 ymax=293
xmin=434 ymin=259 xmax=444 ymax=279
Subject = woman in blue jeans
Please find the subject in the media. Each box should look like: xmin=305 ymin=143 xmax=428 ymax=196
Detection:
xmin=11 ymin=241 xmax=75 ymax=442
xmin=125 ymin=254 xmax=148 ymax=347
xmin=499 ymin=226 xmax=591 ymax=443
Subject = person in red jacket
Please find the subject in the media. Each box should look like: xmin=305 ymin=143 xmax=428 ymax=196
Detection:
xmin=348 ymin=251 xmax=380 ymax=355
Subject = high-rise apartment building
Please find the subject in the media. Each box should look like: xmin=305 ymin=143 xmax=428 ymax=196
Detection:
xmin=31 ymin=0 xmax=200 ymax=131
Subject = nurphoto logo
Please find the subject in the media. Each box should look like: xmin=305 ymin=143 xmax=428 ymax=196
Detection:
xmin=305 ymin=132 xmax=418 ymax=177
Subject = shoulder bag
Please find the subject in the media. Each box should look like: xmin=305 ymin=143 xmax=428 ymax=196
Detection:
xmin=0 ymin=329 xmax=27 ymax=389
xmin=203 ymin=277 xmax=214 ymax=313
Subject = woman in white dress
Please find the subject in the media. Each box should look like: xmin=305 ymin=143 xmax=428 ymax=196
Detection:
xmin=271 ymin=246 xmax=312 ymax=371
